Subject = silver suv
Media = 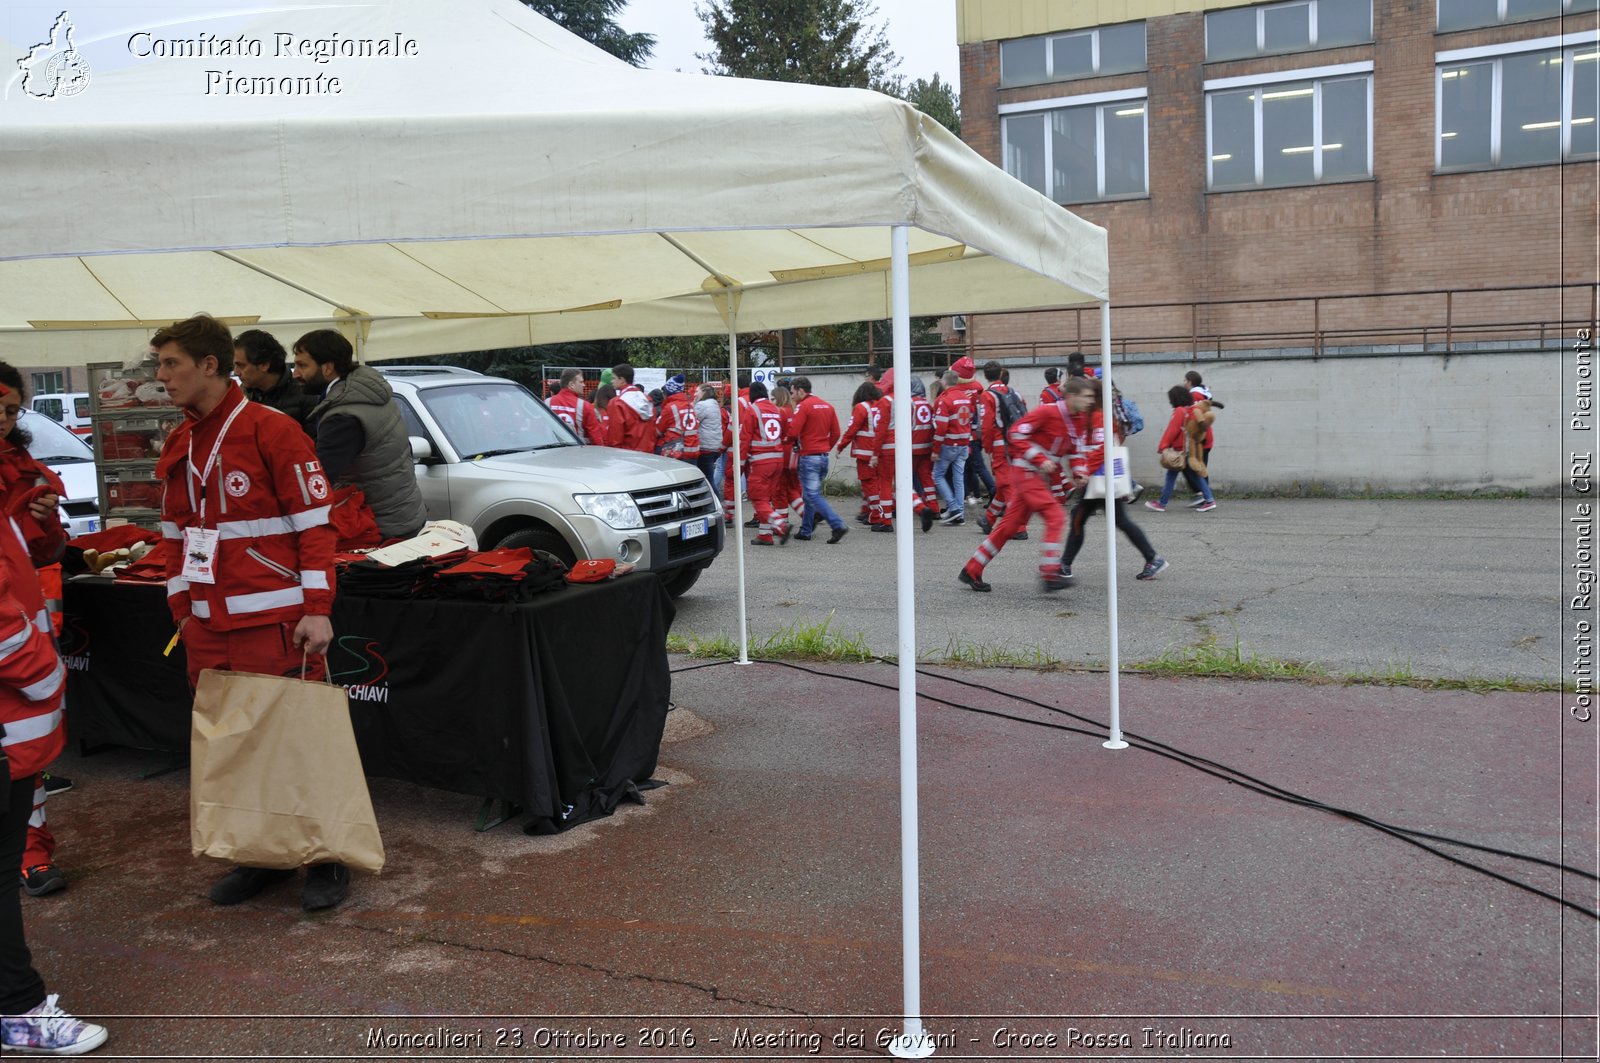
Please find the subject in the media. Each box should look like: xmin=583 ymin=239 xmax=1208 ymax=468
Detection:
xmin=383 ymin=367 xmax=723 ymax=597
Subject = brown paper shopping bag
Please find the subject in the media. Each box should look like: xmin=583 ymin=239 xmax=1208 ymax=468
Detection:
xmin=190 ymin=667 xmax=385 ymax=873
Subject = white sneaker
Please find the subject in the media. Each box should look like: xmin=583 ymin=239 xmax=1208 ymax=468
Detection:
xmin=1 ymin=995 xmax=108 ymax=1055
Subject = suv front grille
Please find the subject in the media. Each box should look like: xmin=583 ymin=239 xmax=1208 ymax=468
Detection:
xmin=632 ymin=480 xmax=717 ymax=527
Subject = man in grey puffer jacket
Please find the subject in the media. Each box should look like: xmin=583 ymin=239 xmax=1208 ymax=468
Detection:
xmin=292 ymin=330 xmax=427 ymax=540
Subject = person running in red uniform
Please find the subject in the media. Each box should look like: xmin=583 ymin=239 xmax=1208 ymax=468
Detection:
xmin=1057 ymin=377 xmax=1167 ymax=583
xmin=959 ymin=390 xmax=1074 ymax=593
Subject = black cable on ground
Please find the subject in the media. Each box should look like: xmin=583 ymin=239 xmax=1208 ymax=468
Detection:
xmin=670 ymin=654 xmax=1599 ymax=920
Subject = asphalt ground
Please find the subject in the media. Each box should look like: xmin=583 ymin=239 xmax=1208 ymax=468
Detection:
xmin=25 ymin=653 xmax=1598 ymax=1061
xmin=18 ymin=497 xmax=1594 ymax=1061
xmin=672 ymin=498 xmax=1565 ymax=683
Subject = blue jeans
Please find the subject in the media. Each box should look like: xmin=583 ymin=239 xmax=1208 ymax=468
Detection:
xmin=798 ymin=454 xmax=843 ymax=535
xmin=965 ymin=440 xmax=994 ymax=499
xmin=1158 ymin=468 xmax=1213 ymax=506
xmin=932 ymin=444 xmax=968 ymax=516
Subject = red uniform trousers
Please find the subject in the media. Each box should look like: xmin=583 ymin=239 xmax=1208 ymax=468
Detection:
xmin=722 ymin=459 xmax=746 ymax=522
xmin=745 ymin=460 xmax=789 ymax=542
xmin=780 ymin=456 xmax=803 ymax=516
xmin=964 ymin=467 xmax=1067 ymax=579
xmin=912 ymin=452 xmax=936 ymax=511
xmin=985 ymin=450 xmax=1014 ymax=526
xmin=22 ymin=776 xmax=51 ymax=872
xmin=183 ymin=619 xmax=329 ymax=689
xmin=853 ymin=458 xmax=885 ymax=524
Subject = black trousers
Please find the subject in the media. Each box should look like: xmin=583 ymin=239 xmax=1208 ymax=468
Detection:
xmin=1182 ymin=447 xmax=1214 ymax=494
xmin=1 ymin=773 xmax=46 ymax=1015
xmin=1062 ymin=497 xmax=1157 ymax=568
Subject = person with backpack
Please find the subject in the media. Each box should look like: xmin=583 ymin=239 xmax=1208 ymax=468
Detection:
xmin=1145 ymin=385 xmax=1216 ymax=512
xmin=977 ymin=362 xmax=1028 ymax=538
xmin=1039 ymin=367 xmax=1065 ymax=406
xmin=1056 ymin=377 xmax=1168 ymax=584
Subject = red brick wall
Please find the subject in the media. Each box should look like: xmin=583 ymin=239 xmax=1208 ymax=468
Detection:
xmin=961 ymin=4 xmax=1600 ymax=351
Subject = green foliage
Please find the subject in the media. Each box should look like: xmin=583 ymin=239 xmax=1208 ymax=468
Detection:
xmin=899 ymin=73 xmax=960 ymax=136
xmin=521 ymin=0 xmax=655 ymax=66
xmin=698 ymin=0 xmax=901 ymax=91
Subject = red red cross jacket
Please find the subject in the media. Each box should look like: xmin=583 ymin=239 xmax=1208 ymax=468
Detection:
xmin=605 ymin=385 xmax=657 ymax=452
xmin=157 ymin=385 xmax=337 ymax=632
xmin=748 ymin=399 xmax=788 ymax=464
xmin=933 ymin=380 xmax=980 ymax=447
xmin=0 ymin=510 xmax=66 ymax=781
xmin=838 ymin=398 xmax=886 ymax=459
xmin=654 ymin=393 xmax=701 ymax=458
xmin=548 ymin=389 xmax=603 ymax=445
xmin=1006 ymin=401 xmax=1075 ymax=477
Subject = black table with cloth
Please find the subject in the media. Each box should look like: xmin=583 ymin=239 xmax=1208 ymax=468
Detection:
xmin=61 ymin=573 xmax=674 ymax=833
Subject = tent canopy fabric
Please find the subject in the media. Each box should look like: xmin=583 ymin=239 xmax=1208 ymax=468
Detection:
xmin=0 ymin=0 xmax=1105 ymax=365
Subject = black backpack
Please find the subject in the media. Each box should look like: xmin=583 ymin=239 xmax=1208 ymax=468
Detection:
xmin=990 ymin=384 xmax=1027 ymax=436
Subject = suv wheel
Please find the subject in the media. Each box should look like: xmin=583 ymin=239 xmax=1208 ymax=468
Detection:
xmin=494 ymin=527 xmax=577 ymax=568
xmin=659 ymin=565 xmax=703 ymax=598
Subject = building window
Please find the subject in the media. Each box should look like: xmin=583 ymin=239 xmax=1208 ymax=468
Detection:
xmin=1438 ymin=40 xmax=1600 ymax=169
xmin=1000 ymin=22 xmax=1145 ymax=87
xmin=31 ymin=372 xmax=63 ymax=396
xmin=1206 ymin=1 xmax=1372 ymax=63
xmin=1001 ymin=92 xmax=1149 ymax=202
xmin=1437 ymin=0 xmax=1597 ymax=33
xmin=1205 ymin=66 xmax=1372 ymax=190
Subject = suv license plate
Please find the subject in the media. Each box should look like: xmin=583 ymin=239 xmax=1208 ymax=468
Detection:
xmin=681 ymin=517 xmax=708 ymax=540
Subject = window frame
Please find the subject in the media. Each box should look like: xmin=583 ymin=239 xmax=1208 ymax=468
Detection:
xmin=1203 ymin=62 xmax=1375 ymax=190
xmin=999 ymin=87 xmax=1151 ymax=204
xmin=999 ymin=21 xmax=1147 ymax=87
xmin=1435 ymin=34 xmax=1600 ymax=169
xmin=31 ymin=372 xmax=64 ymax=397
xmin=1436 ymin=0 xmax=1596 ymax=33
xmin=1204 ymin=0 xmax=1373 ymax=63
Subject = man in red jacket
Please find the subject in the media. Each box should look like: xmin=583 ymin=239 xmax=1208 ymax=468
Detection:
xmin=604 ymin=363 xmax=657 ymax=453
xmin=547 ymin=368 xmax=602 ymax=445
xmin=932 ymin=356 xmax=981 ymax=525
xmin=152 ymin=314 xmax=347 ymax=912
xmin=786 ymin=377 xmax=847 ymax=543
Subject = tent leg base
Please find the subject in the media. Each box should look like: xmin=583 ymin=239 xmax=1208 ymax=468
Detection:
xmin=474 ymin=797 xmax=521 ymax=832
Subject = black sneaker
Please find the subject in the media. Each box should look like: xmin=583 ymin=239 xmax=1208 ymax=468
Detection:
xmin=209 ymin=866 xmax=294 ymax=905
xmin=1011 ymin=531 xmax=1029 ymax=541
xmin=871 ymin=523 xmax=893 ymax=533
xmin=827 ymin=526 xmax=849 ymax=545
xmin=940 ymin=512 xmax=965 ymax=527
xmin=744 ymin=518 xmax=760 ymax=528
xmin=303 ymin=862 xmax=351 ymax=911
xmin=792 ymin=533 xmax=813 ymax=541
xmin=1040 ymin=573 xmax=1070 ymax=593
xmin=976 ymin=515 xmax=992 ymax=534
xmin=777 ymin=524 xmax=793 ymax=546
xmin=1058 ymin=565 xmax=1075 ymax=584
xmin=41 ymin=772 xmax=72 ymax=795
xmin=20 ymin=863 xmax=66 ymax=897
xmin=856 ymin=514 xmax=872 ymax=525
xmin=1136 ymin=557 xmax=1170 ymax=581
xmin=958 ymin=569 xmax=991 ymax=592
xmin=919 ymin=509 xmax=935 ymax=533
xmin=749 ymin=537 xmax=776 ymax=546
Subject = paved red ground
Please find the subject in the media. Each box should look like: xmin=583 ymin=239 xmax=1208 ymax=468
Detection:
xmin=22 ymin=660 xmax=1598 ymax=1060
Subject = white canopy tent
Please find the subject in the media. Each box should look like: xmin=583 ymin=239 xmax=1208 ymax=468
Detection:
xmin=3 ymin=0 xmax=1119 ymax=1052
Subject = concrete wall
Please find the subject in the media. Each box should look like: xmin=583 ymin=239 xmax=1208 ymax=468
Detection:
xmin=803 ymin=346 xmax=1564 ymax=494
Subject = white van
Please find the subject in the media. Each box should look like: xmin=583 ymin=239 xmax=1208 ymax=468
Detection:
xmin=30 ymin=392 xmax=92 ymax=437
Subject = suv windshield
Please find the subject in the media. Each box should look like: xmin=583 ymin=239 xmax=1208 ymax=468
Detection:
xmin=418 ymin=382 xmax=578 ymax=459
xmin=21 ymin=411 xmax=93 ymax=465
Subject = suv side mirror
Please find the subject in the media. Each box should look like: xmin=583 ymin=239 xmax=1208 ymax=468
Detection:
xmin=409 ymin=435 xmax=434 ymax=463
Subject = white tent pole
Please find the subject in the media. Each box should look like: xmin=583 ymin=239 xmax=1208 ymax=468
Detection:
xmin=886 ymin=224 xmax=934 ymax=1060
xmin=726 ymin=310 xmax=750 ymax=666
xmin=1100 ymin=300 xmax=1128 ymax=751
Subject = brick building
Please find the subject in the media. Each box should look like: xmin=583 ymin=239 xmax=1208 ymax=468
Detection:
xmin=954 ymin=0 xmax=1598 ymax=357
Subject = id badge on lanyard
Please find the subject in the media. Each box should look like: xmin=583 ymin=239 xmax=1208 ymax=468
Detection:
xmin=184 ymin=400 xmax=247 ymax=586
xmin=182 ymin=527 xmax=219 ymax=584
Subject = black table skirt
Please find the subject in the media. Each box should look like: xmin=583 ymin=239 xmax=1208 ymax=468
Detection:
xmin=62 ymin=574 xmax=675 ymax=833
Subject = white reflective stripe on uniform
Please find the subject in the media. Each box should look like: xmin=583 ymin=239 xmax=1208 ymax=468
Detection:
xmin=28 ymin=807 xmax=45 ymax=828
xmin=0 ymin=706 xmax=62 ymax=746
xmin=31 ymin=784 xmax=45 ymax=806
xmin=34 ymin=608 xmax=51 ymax=634
xmin=225 ymin=587 xmax=305 ymax=615
xmin=216 ymin=506 xmax=331 ymax=540
xmin=168 ymin=577 xmax=190 ymax=597
xmin=162 ymin=521 xmax=183 ymax=539
xmin=300 ymin=570 xmax=330 ymax=590
xmin=190 ymin=599 xmax=212 ymax=619
xmin=21 ymin=660 xmax=66 ymax=702
xmin=0 ymin=616 xmax=33 ymax=660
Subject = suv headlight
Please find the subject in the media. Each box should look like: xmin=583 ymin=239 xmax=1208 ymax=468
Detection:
xmin=575 ymin=492 xmax=644 ymax=530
